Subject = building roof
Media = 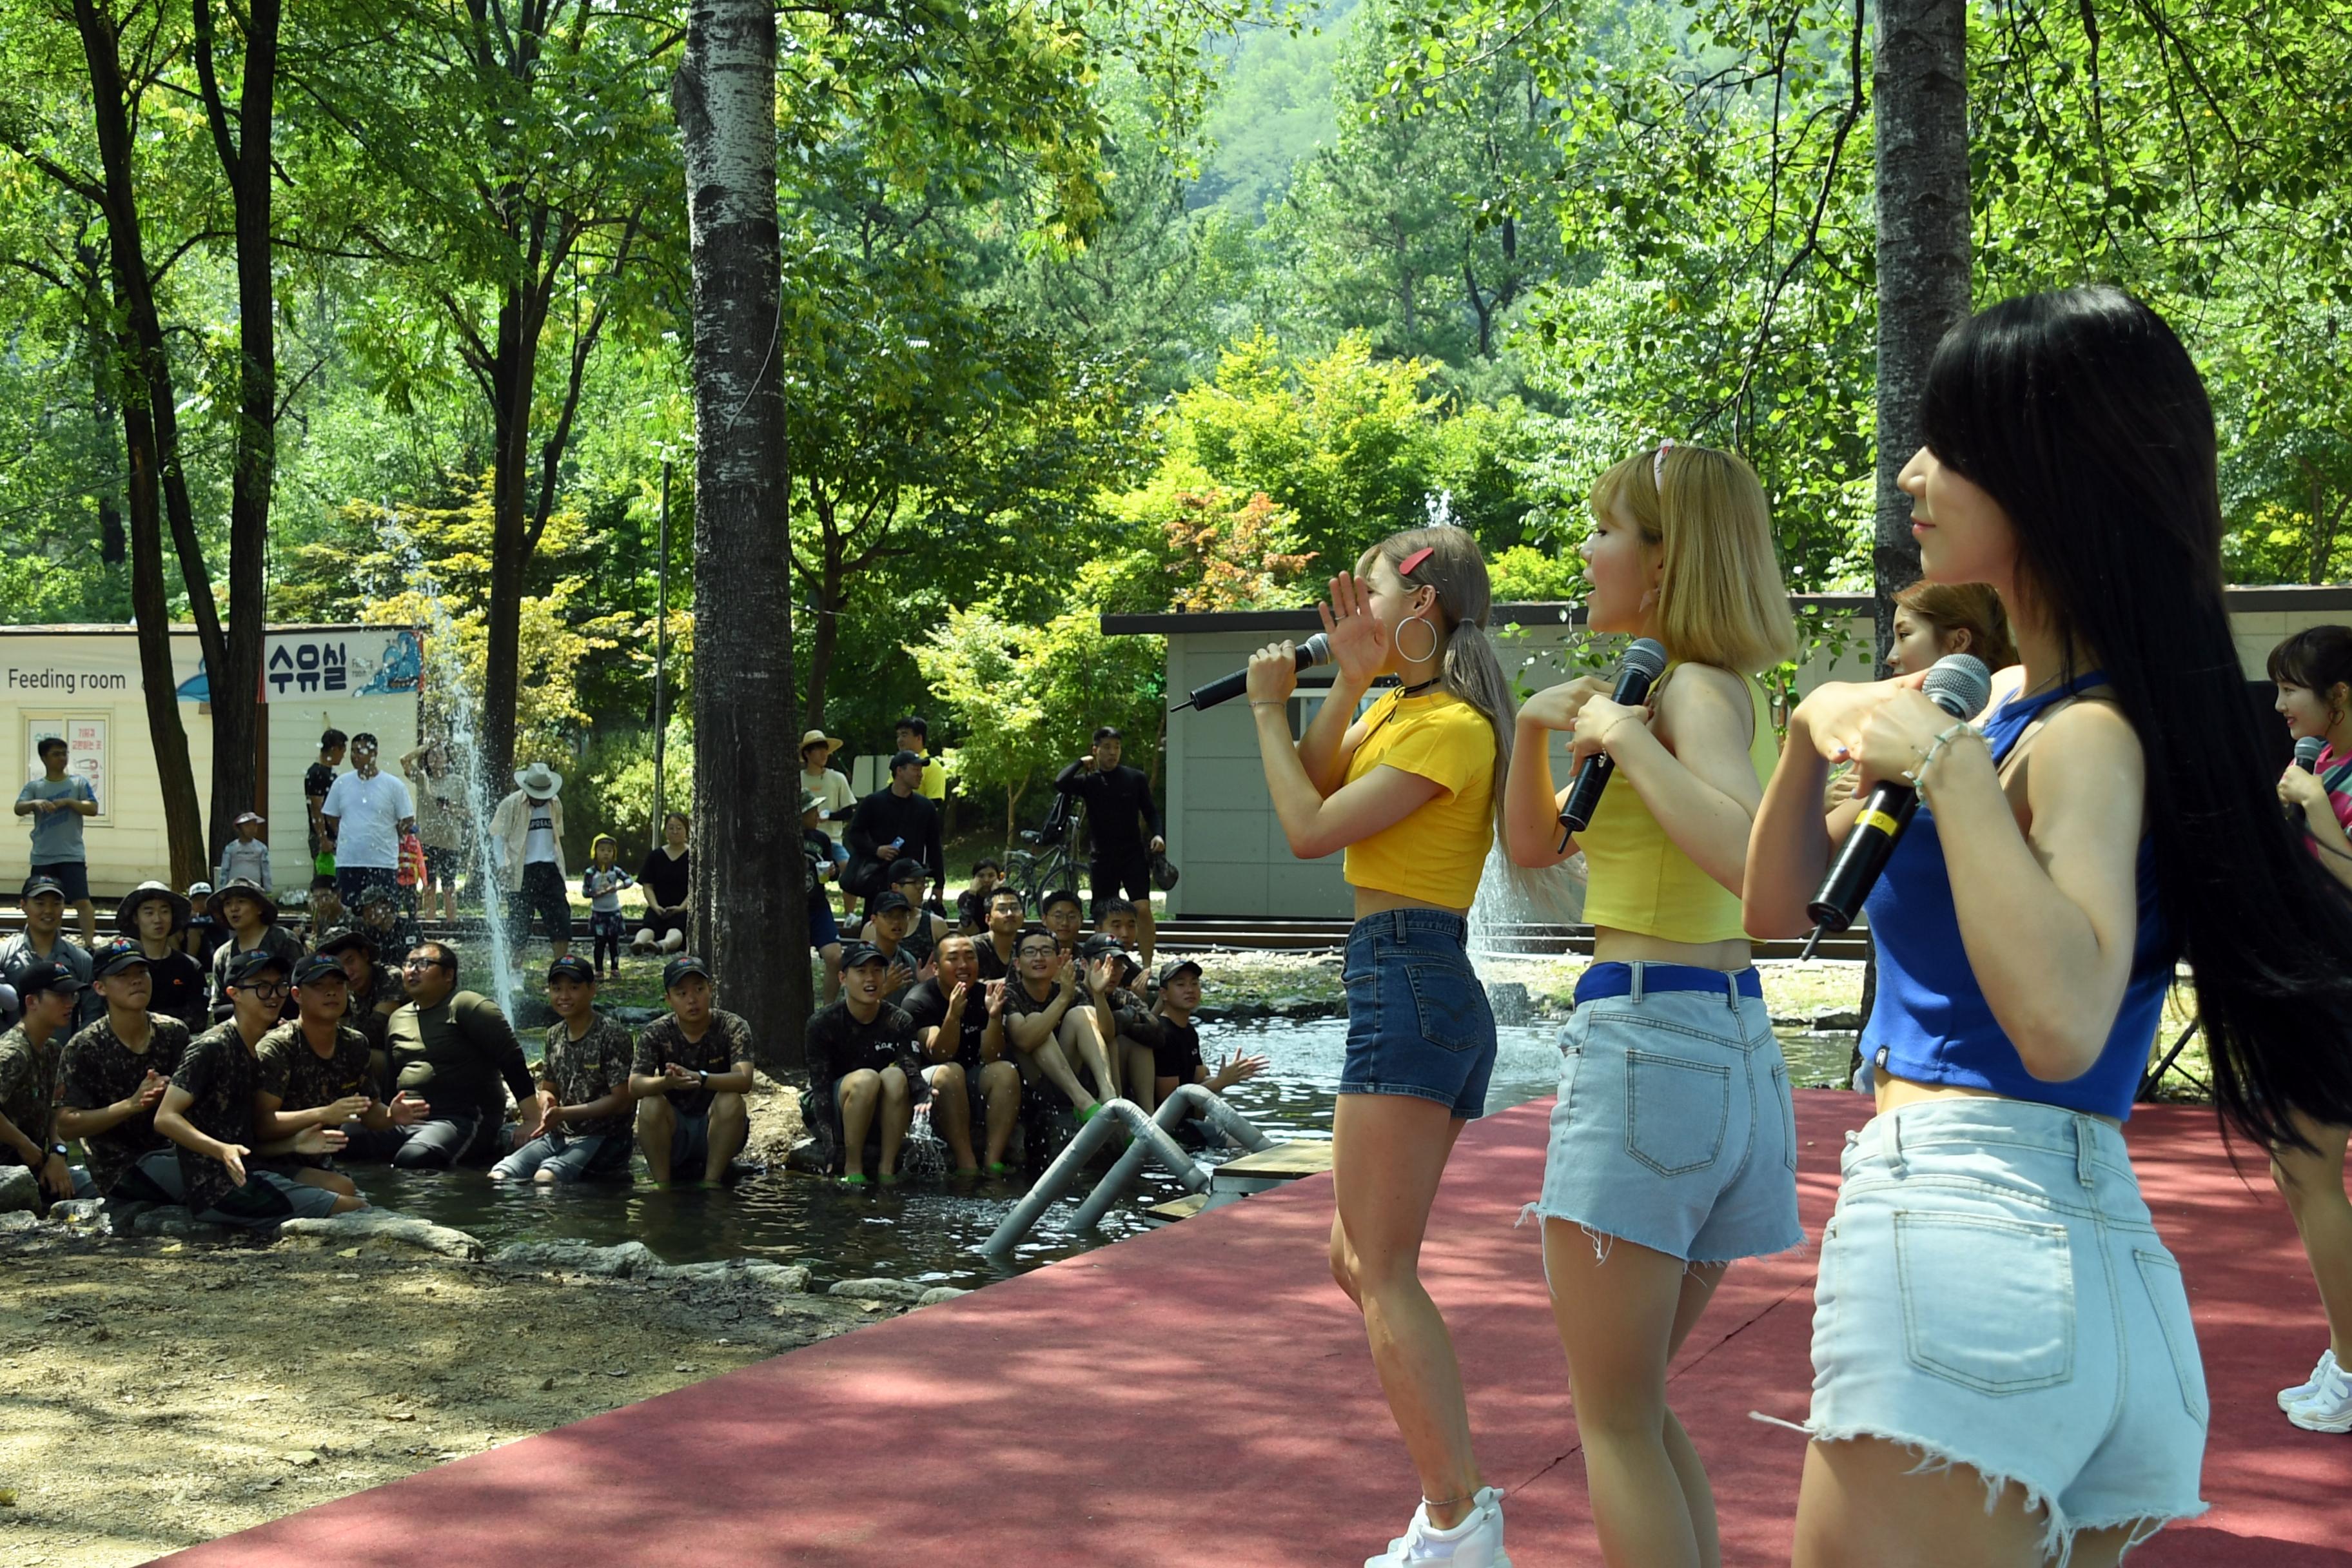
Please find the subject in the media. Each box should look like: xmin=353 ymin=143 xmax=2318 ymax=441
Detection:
xmin=0 ymin=622 xmax=423 ymax=637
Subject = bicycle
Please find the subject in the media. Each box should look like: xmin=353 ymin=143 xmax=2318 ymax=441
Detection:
xmin=1004 ymin=796 xmax=1084 ymax=914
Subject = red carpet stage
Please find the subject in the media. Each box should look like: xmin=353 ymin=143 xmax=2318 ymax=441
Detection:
xmin=155 ymin=1091 xmax=2352 ymax=1566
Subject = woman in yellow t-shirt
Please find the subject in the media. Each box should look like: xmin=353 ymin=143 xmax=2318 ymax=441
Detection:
xmin=1503 ymin=441 xmax=1798 ymax=1568
xmin=1244 ymin=524 xmax=1519 ymax=1566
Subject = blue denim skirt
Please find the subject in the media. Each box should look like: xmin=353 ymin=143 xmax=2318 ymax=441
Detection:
xmin=1339 ymin=909 xmax=1497 ymax=1118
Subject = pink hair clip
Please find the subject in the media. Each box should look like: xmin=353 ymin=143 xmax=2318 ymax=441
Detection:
xmin=1397 ymin=545 xmax=1435 ymax=575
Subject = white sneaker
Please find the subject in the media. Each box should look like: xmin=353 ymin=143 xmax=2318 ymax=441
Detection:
xmin=1365 ymin=1489 xmax=1511 ymax=1568
xmin=2288 ymin=1355 xmax=2352 ymax=1433
xmin=2279 ymin=1348 xmax=2338 ymax=1411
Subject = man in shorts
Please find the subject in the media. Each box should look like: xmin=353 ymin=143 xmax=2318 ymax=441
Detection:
xmin=320 ymin=732 xmax=416 ymax=915
xmin=803 ymin=944 xmax=924 ymax=1186
xmin=489 ymin=761 xmax=571 ymax=959
xmin=1053 ymin=725 xmax=1164 ymax=964
xmin=16 ymin=734 xmax=100 ymax=943
xmin=1000 ymin=923 xmax=1119 ymax=1117
xmin=629 ymin=956 xmax=753 ymax=1189
xmin=493 ymin=956 xmax=636 ymax=1184
xmin=0 ymin=961 xmax=98 ymax=1204
xmin=901 ymin=933 xmax=1019 ymax=1173
xmin=57 ymin=939 xmax=191 ymax=1202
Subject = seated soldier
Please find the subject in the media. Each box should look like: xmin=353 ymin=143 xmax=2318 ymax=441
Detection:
xmin=314 ymin=928 xmax=405 ymax=1063
xmin=628 ymin=956 xmax=753 ymax=1190
xmin=0 ymin=962 xmax=97 ymax=1204
xmin=1039 ymin=888 xmax=1085 ymax=956
xmin=974 ymin=887 xmax=1025 ymax=981
xmin=493 ymin=956 xmax=636 ymax=1184
xmin=954 ymin=859 xmax=1004 ymax=934
xmin=57 ymin=940 xmax=193 ymax=1202
xmin=155 ymin=951 xmax=364 ymax=1228
xmin=864 ymin=861 xmax=953 ymax=961
xmin=349 ymin=941 xmax=540 ymax=1169
xmin=254 ymin=954 xmax=426 ymax=1196
xmin=206 ymin=879 xmax=304 ymax=1023
xmin=901 ymin=934 xmax=1019 ymax=1174
xmin=1077 ymin=934 xmax=1155 ymax=1107
xmin=805 ymin=944 xmax=924 ymax=1186
xmin=1120 ymin=957 xmax=1268 ymax=1114
xmin=862 ymin=891 xmax=934 ymax=1003
xmin=119 ymin=881 xmax=207 ymax=1032
xmin=1000 ymin=923 xmax=1120 ymax=1119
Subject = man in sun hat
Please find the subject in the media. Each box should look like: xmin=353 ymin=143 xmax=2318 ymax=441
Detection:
xmin=321 ymin=732 xmax=416 ymax=916
xmin=205 ymin=877 xmax=304 ymax=1022
xmin=117 ymin=880 xmax=206 ymax=1031
xmin=489 ymin=761 xmax=572 ymax=959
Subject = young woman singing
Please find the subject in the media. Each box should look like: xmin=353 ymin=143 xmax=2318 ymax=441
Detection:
xmin=1245 ymin=525 xmax=1520 ymax=1568
xmin=1504 ymin=440 xmax=1801 ymax=1568
xmin=1745 ymin=286 xmax=2352 ymax=1565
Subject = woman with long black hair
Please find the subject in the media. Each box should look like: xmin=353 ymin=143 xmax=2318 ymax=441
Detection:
xmin=1746 ymin=286 xmax=2352 ymax=1564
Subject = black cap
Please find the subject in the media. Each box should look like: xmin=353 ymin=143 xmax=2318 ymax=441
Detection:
xmin=888 ymin=749 xmax=925 ymax=772
xmin=92 ymin=939 xmax=150 ymax=979
xmin=662 ymin=955 xmax=712 ymax=989
xmin=839 ymin=942 xmax=889 ymax=972
xmin=224 ymin=948 xmax=291 ymax=989
xmin=292 ymin=954 xmax=347 ymax=987
xmin=14 ymin=959 xmax=84 ymax=995
xmin=888 ymin=859 xmax=930 ymax=885
xmin=547 ymin=955 xmax=596 ymax=985
xmin=21 ymin=874 xmax=66 ymax=901
xmin=313 ymin=928 xmax=376 ymax=960
xmin=1156 ymin=957 xmax=1203 ymax=988
xmin=872 ymin=890 xmax=913 ymax=916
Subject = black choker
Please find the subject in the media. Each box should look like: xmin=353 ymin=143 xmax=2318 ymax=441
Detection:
xmin=1399 ymin=677 xmax=1440 ymax=698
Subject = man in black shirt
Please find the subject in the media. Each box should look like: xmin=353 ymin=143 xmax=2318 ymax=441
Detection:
xmin=805 ymin=944 xmax=924 ymax=1186
xmin=902 ymin=934 xmax=1018 ymax=1174
xmin=1039 ymin=888 xmax=1086 ymax=956
xmin=974 ymin=888 xmax=1026 ymax=980
xmin=118 ymin=881 xmax=207 ymax=1032
xmin=306 ymin=728 xmax=346 ymax=869
xmin=1054 ymin=727 xmax=1164 ymax=964
xmin=1001 ymin=924 xmax=1119 ymax=1117
xmin=1119 ymin=957 xmax=1268 ymax=1114
xmin=843 ymin=752 xmax=943 ymax=906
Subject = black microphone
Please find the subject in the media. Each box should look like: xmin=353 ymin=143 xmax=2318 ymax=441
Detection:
xmin=1177 ymin=631 xmax=1332 ymax=712
xmin=1798 ymin=653 xmax=1994 ymax=958
xmin=1556 ymin=638 xmax=1669 ymax=848
xmin=2288 ymin=734 xmax=2327 ymax=824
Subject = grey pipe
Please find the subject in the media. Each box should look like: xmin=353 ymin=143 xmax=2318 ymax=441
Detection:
xmin=979 ymin=1098 xmax=1207 ymax=1258
xmin=1066 ymin=1085 xmax=1272 ymax=1233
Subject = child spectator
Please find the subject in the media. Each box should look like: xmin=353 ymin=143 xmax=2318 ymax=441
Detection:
xmin=181 ymin=882 xmax=221 ymax=968
xmin=217 ymin=812 xmax=272 ymax=891
xmin=582 ymin=835 xmax=635 ymax=977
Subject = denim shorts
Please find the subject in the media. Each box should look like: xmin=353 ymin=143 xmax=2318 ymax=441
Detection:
xmin=1531 ymin=965 xmax=1802 ymax=1264
xmin=1339 ymin=909 xmax=1496 ymax=1117
xmin=1805 ymin=1099 xmax=2208 ymax=1559
xmin=491 ymin=1131 xmax=631 ymax=1183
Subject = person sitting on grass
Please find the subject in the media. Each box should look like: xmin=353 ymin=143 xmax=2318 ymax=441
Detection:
xmin=802 ymin=790 xmax=846 ymax=1004
xmin=493 ymin=956 xmax=636 ymax=1184
xmin=582 ymin=835 xmax=635 ymax=978
xmin=1039 ymin=888 xmax=1085 ymax=956
xmin=955 ymin=859 xmax=1004 ymax=934
xmin=0 ymin=961 xmax=97 ymax=1205
xmin=805 ymin=943 xmax=925 ymax=1186
xmin=119 ymin=881 xmax=207 ymax=1032
xmin=347 ymin=942 xmax=539 ymax=1170
xmin=254 ymin=954 xmax=425 ymax=1198
xmin=57 ymin=940 xmax=191 ymax=1202
xmin=157 ymin=951 xmax=364 ymax=1227
xmin=863 ymin=891 xmax=934 ymax=1003
xmin=1001 ymin=923 xmax=1120 ymax=1120
xmin=632 ymin=811 xmax=693 ymax=956
xmin=974 ymin=887 xmax=1026 ymax=980
xmin=902 ymin=933 xmax=1019 ymax=1175
xmin=1118 ymin=957 xmax=1268 ymax=1115
xmin=629 ymin=955 xmax=754 ymax=1190
xmin=206 ymin=879 xmax=304 ymax=1022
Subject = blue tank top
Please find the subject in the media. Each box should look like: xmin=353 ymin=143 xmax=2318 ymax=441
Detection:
xmin=1863 ymin=672 xmax=2173 ymax=1120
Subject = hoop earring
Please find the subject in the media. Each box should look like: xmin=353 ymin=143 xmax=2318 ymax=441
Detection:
xmin=1396 ymin=614 xmax=1439 ymax=665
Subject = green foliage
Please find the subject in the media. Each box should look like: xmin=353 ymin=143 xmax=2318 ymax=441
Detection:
xmin=580 ymin=718 xmax=695 ymax=855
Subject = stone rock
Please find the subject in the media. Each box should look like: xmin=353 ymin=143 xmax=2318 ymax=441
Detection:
xmin=1489 ymin=982 xmax=1533 ymax=1026
xmin=280 ymin=1209 xmax=485 ymax=1261
xmin=1224 ymin=1001 xmax=1271 ymax=1022
xmin=48 ymin=1198 xmax=108 ymax=1231
xmin=282 ymin=1450 xmax=319 ymax=1467
xmin=825 ymin=1277 xmax=928 ymax=1303
xmin=489 ymin=1239 xmax=662 ymax=1279
xmin=509 ymin=996 xmax=558 ymax=1030
xmin=644 ymin=1257 xmax=811 ymax=1293
xmin=129 ymin=1207 xmax=241 ymax=1242
xmin=608 ymin=1006 xmax=664 ymax=1026
xmin=0 ymin=1166 xmax=36 ymax=1213
xmin=915 ymin=1286 xmax=970 ymax=1308
xmin=1811 ymin=1010 xmax=1864 ymax=1031
xmin=0 ymin=1210 xmax=35 ymax=1234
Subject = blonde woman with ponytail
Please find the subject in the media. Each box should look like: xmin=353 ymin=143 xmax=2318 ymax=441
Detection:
xmin=1244 ymin=524 xmax=1519 ymax=1568
xmin=1504 ymin=441 xmax=1799 ymax=1568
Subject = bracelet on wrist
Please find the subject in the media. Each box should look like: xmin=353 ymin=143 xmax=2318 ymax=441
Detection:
xmin=1906 ymin=722 xmax=1980 ymax=792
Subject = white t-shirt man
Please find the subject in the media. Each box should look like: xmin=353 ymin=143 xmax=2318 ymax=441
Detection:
xmin=524 ymin=799 xmax=558 ymax=865
xmin=321 ymin=769 xmax=415 ymax=869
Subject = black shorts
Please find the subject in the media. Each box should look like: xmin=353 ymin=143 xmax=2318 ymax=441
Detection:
xmin=640 ymin=907 xmax=690 ymax=941
xmin=1088 ymin=848 xmax=1152 ymax=912
xmin=422 ymin=846 xmax=458 ymax=882
xmin=507 ymin=860 xmax=574 ymax=941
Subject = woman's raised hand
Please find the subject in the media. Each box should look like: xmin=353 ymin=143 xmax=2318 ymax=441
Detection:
xmin=1518 ymin=674 xmax=1612 ymax=733
xmin=1317 ymin=571 xmax=1389 ymax=689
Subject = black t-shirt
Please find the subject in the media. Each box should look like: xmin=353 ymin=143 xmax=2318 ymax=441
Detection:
xmin=901 ymin=979 xmax=990 ymax=1072
xmin=305 ymin=761 xmax=338 ymax=854
xmin=972 ymin=934 xmax=1015 ymax=981
xmin=1124 ymin=1011 xmax=1203 ymax=1083
xmin=844 ymin=789 xmax=943 ymax=880
xmin=143 ymin=948 xmax=210 ymax=1032
xmin=803 ymin=1001 xmax=921 ymax=1089
xmin=637 ymin=847 xmax=691 ymax=911
xmin=1054 ymin=762 xmax=1162 ymax=854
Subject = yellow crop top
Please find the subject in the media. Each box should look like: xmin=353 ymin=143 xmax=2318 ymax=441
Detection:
xmin=1341 ymin=688 xmax=1497 ymax=910
xmin=1578 ymin=666 xmax=1778 ymax=944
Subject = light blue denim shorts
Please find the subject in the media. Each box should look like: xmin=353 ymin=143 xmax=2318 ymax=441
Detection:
xmin=1805 ymin=1099 xmax=2208 ymax=1560
xmin=1531 ymin=965 xmax=1802 ymax=1264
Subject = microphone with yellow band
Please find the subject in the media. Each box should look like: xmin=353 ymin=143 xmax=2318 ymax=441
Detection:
xmin=1798 ymin=653 xmax=1994 ymax=959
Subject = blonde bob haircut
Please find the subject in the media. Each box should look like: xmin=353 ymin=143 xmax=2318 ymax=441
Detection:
xmin=1589 ymin=442 xmax=1799 ymax=674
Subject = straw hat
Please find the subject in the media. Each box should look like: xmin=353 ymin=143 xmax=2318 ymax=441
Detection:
xmin=799 ymin=729 xmax=843 ymax=760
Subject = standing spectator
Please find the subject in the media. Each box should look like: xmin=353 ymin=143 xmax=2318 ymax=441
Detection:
xmin=582 ymin=835 xmax=634 ymax=977
xmin=400 ymin=738 xmax=467 ymax=925
xmin=955 ymin=859 xmax=1004 ymax=934
xmin=320 ymin=732 xmax=416 ymax=914
xmin=628 ymin=956 xmax=754 ymax=1190
xmin=349 ymin=940 xmax=540 ymax=1169
xmin=205 ymin=879 xmax=304 ymax=1021
xmin=894 ymin=716 xmax=948 ymax=802
xmin=117 ymin=881 xmax=206 ymax=1032
xmin=57 ymin=939 xmax=191 ymax=1202
xmin=633 ymin=810 xmax=692 ymax=956
xmin=3 ymin=875 xmax=97 ymax=1032
xmin=181 ymin=881 xmax=220 ymax=968
xmin=15 ymin=735 xmax=100 ymax=945
xmin=488 ymin=761 xmax=572 ymax=960
xmin=216 ymin=812 xmax=272 ymax=892
xmin=491 ymin=956 xmax=637 ymax=1184
xmin=0 ymin=961 xmax=96 ymax=1204
xmin=803 ymin=945 xmax=925 ymax=1186
xmin=305 ymin=729 xmax=347 ymax=874
xmin=799 ymin=730 xmax=855 ymax=912
xmin=844 ymin=752 xmax=944 ymax=905
xmin=1054 ymin=726 xmax=1165 ymax=965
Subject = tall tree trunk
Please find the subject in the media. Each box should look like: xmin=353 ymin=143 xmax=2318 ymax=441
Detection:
xmin=480 ymin=291 xmax=540 ymax=790
xmin=677 ymin=0 xmax=808 ymax=1073
xmin=193 ymin=0 xmax=280 ymax=850
xmin=121 ymin=391 xmax=209 ymax=890
xmin=1871 ymin=0 xmax=1970 ymax=670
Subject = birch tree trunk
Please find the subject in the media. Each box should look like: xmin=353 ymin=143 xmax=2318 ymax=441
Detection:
xmin=676 ymin=0 xmax=810 ymax=1073
xmin=1872 ymin=0 xmax=1971 ymax=669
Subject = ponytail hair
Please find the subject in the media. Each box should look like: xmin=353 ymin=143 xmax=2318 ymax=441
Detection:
xmin=1921 ymin=284 xmax=2352 ymax=1146
xmin=1364 ymin=525 xmax=1516 ymax=845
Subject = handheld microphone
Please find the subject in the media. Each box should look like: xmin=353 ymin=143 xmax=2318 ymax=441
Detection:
xmin=1178 ymin=631 xmax=1332 ymax=712
xmin=1798 ymin=652 xmax=1994 ymax=959
xmin=2288 ymin=734 xmax=2328 ymax=824
xmin=1555 ymin=638 xmax=1669 ymax=848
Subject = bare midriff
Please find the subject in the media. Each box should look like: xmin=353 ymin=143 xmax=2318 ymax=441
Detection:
xmin=1874 ymin=1070 xmax=2122 ymax=1128
xmin=1590 ymin=924 xmax=1751 ymax=974
xmin=1353 ymin=886 xmax=1471 ymax=921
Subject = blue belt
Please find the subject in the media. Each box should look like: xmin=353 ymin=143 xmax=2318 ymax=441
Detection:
xmin=1574 ymin=960 xmax=1762 ymax=1006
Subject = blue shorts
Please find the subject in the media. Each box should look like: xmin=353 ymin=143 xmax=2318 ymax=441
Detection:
xmin=1804 ymin=1099 xmax=2208 ymax=1559
xmin=1531 ymin=962 xmax=1802 ymax=1264
xmin=30 ymin=861 xmax=90 ymax=903
xmin=808 ymin=897 xmax=839 ymax=949
xmin=1338 ymin=908 xmax=1496 ymax=1117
